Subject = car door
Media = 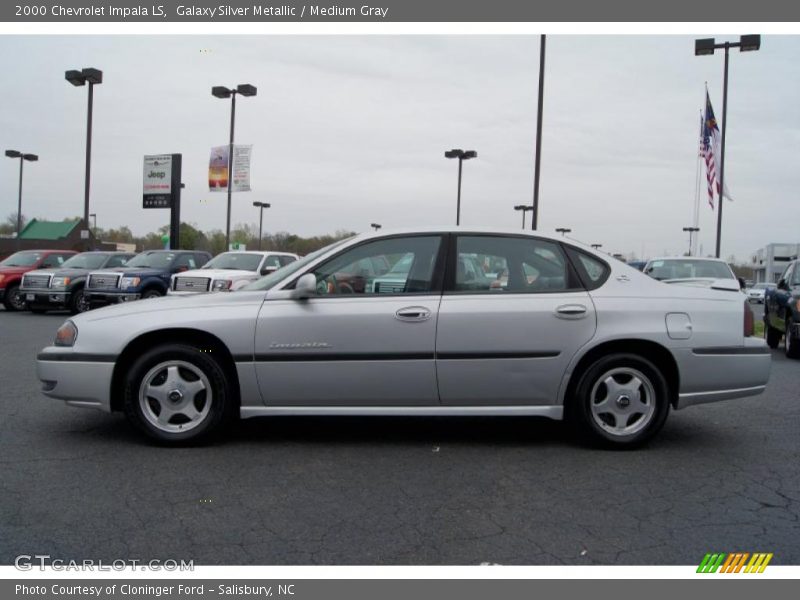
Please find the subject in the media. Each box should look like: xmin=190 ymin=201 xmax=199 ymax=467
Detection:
xmin=436 ymin=234 xmax=597 ymax=406
xmin=770 ymin=262 xmax=794 ymax=329
xmin=254 ymin=235 xmax=445 ymax=406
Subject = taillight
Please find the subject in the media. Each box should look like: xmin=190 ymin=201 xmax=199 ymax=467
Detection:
xmin=743 ymin=299 xmax=754 ymax=337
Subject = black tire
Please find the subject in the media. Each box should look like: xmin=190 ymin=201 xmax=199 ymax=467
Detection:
xmin=122 ymin=343 xmax=236 ymax=445
xmin=140 ymin=288 xmax=163 ymax=300
xmin=569 ymin=353 xmax=670 ymax=449
xmin=765 ymin=319 xmax=781 ymax=349
xmin=2 ymin=284 xmax=25 ymax=311
xmin=69 ymin=287 xmax=90 ymax=314
xmin=785 ymin=318 xmax=800 ymax=359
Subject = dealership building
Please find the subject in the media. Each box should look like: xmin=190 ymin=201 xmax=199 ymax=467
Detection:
xmin=751 ymin=243 xmax=800 ymax=283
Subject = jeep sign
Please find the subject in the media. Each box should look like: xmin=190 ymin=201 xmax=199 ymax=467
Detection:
xmin=143 ymin=154 xmax=173 ymax=208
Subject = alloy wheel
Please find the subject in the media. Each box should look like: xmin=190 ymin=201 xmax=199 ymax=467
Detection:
xmin=589 ymin=367 xmax=656 ymax=437
xmin=138 ymin=360 xmax=212 ymax=434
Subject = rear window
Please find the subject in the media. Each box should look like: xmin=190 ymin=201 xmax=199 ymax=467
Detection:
xmin=645 ymin=259 xmax=733 ymax=280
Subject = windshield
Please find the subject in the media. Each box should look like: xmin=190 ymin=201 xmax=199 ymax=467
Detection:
xmin=60 ymin=253 xmax=108 ymax=270
xmin=645 ymin=259 xmax=733 ymax=281
xmin=125 ymin=252 xmax=175 ymax=269
xmin=0 ymin=251 xmax=42 ymax=267
xmin=242 ymin=238 xmax=352 ymax=291
xmin=203 ymin=253 xmax=262 ymax=271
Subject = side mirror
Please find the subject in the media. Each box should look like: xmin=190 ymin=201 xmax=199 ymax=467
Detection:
xmin=291 ymin=273 xmax=317 ymax=300
xmin=738 ymin=277 xmax=746 ymax=290
xmin=260 ymin=266 xmax=278 ymax=276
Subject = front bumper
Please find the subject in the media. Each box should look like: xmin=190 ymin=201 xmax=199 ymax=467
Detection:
xmin=674 ymin=338 xmax=771 ymax=409
xmin=36 ymin=347 xmax=115 ymax=412
xmin=86 ymin=291 xmax=140 ymax=304
xmin=21 ymin=290 xmax=70 ymax=306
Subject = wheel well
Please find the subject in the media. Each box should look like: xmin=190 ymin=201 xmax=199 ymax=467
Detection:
xmin=564 ymin=339 xmax=680 ymax=409
xmin=110 ymin=328 xmax=240 ymax=412
xmin=141 ymin=282 xmax=167 ymax=295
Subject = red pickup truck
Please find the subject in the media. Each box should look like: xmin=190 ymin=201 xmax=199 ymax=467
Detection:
xmin=0 ymin=249 xmax=77 ymax=311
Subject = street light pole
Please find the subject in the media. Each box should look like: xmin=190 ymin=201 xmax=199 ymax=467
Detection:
xmin=694 ymin=35 xmax=760 ymax=258
xmin=370 ymin=223 xmax=382 ymax=231
xmin=682 ymin=226 xmax=700 ymax=256
xmin=5 ymin=150 xmax=38 ymax=250
xmin=591 ymin=243 xmax=603 ymax=250
xmin=65 ymin=68 xmax=102 ymax=247
xmin=253 ymin=202 xmax=270 ymax=251
xmin=555 ymin=227 xmax=571 ymax=237
xmin=213 ymin=84 xmax=257 ymax=250
xmin=531 ymin=34 xmax=546 ymax=231
xmin=514 ymin=205 xmax=533 ymax=229
xmin=444 ymin=149 xmax=477 ymax=225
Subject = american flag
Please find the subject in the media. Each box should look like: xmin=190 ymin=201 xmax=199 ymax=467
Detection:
xmin=702 ymin=90 xmax=731 ymax=209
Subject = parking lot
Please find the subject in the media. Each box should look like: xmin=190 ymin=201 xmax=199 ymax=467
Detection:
xmin=1 ymin=309 xmax=798 ymax=566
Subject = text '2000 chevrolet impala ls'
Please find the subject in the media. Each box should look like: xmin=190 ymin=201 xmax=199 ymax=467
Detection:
xmin=36 ymin=228 xmax=771 ymax=447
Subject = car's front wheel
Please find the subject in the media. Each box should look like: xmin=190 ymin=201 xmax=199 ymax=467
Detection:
xmin=122 ymin=344 xmax=235 ymax=444
xmin=2 ymin=284 xmax=25 ymax=311
xmin=785 ymin=318 xmax=800 ymax=359
xmin=570 ymin=354 xmax=670 ymax=448
xmin=69 ymin=288 xmax=90 ymax=314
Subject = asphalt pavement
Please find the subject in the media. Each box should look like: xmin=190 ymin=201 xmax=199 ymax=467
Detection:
xmin=0 ymin=309 xmax=798 ymax=565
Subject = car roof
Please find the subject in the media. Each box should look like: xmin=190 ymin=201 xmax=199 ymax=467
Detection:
xmin=645 ymin=256 xmax=729 ymax=263
xmin=219 ymin=250 xmax=297 ymax=256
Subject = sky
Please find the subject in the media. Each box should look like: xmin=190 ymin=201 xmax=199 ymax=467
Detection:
xmin=0 ymin=34 xmax=798 ymax=261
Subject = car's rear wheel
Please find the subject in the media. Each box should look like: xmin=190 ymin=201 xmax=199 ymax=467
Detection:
xmin=123 ymin=343 xmax=235 ymax=444
xmin=785 ymin=318 xmax=800 ymax=359
xmin=765 ymin=319 xmax=781 ymax=349
xmin=3 ymin=284 xmax=25 ymax=311
xmin=570 ymin=354 xmax=670 ymax=448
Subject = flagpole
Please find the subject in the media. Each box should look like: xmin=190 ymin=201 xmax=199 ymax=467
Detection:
xmin=693 ymin=108 xmax=703 ymax=257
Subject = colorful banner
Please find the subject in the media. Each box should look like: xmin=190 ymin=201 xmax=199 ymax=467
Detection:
xmin=209 ymin=144 xmax=251 ymax=192
xmin=208 ymin=145 xmax=229 ymax=192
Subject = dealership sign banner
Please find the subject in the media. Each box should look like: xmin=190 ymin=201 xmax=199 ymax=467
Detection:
xmin=209 ymin=144 xmax=251 ymax=193
xmin=142 ymin=154 xmax=173 ymax=208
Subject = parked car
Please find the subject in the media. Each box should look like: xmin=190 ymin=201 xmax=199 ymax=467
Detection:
xmin=643 ymin=256 xmax=744 ymax=289
xmin=764 ymin=259 xmax=800 ymax=359
xmin=0 ymin=249 xmax=77 ymax=311
xmin=20 ymin=251 xmax=135 ymax=314
xmin=170 ymin=251 xmax=298 ymax=295
xmin=85 ymin=250 xmax=211 ymax=307
xmin=37 ymin=228 xmax=769 ymax=448
xmin=627 ymin=260 xmax=647 ymax=272
xmin=747 ymin=282 xmax=776 ymax=304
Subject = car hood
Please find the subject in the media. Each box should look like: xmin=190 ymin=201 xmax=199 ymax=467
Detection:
xmin=90 ymin=267 xmax=169 ymax=278
xmin=174 ymin=268 xmax=257 ymax=280
xmin=32 ymin=267 xmax=94 ymax=278
xmin=0 ymin=265 xmax=34 ymax=276
xmin=72 ymin=289 xmax=266 ymax=324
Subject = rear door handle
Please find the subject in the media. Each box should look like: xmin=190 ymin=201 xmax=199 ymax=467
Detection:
xmin=395 ymin=306 xmax=432 ymax=322
xmin=555 ymin=304 xmax=588 ymax=319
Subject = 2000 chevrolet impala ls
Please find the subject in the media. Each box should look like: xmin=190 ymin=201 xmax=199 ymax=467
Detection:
xmin=37 ymin=228 xmax=771 ymax=447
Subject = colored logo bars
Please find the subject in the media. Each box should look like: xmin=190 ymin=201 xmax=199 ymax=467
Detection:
xmin=697 ymin=552 xmax=773 ymax=573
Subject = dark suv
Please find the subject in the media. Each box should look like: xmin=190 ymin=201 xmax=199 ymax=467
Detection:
xmin=764 ymin=259 xmax=800 ymax=359
xmin=20 ymin=251 xmax=135 ymax=314
xmin=85 ymin=250 xmax=211 ymax=307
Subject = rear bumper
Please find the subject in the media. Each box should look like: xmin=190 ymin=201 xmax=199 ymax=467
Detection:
xmin=36 ymin=348 xmax=115 ymax=412
xmin=674 ymin=339 xmax=771 ymax=409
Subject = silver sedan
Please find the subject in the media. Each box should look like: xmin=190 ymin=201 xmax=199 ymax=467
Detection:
xmin=37 ymin=228 xmax=770 ymax=448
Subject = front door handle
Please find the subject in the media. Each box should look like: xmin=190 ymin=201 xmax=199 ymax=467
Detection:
xmin=395 ymin=306 xmax=432 ymax=322
xmin=555 ymin=304 xmax=588 ymax=319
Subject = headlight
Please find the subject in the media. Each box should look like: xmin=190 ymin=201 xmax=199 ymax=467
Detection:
xmin=119 ymin=276 xmax=140 ymax=289
xmin=54 ymin=321 xmax=78 ymax=347
xmin=51 ymin=276 xmax=71 ymax=288
xmin=212 ymin=279 xmax=232 ymax=291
